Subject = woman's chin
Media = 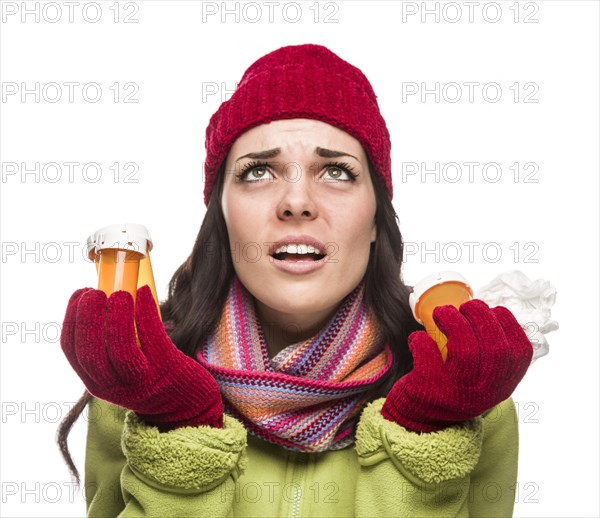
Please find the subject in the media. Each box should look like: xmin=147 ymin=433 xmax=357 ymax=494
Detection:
xmin=236 ymin=264 xmax=362 ymax=323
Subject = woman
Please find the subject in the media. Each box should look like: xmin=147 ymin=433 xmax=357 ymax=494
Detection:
xmin=58 ymin=44 xmax=532 ymax=517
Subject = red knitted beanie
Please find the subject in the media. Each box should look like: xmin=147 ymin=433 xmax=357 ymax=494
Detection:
xmin=203 ymin=44 xmax=393 ymax=206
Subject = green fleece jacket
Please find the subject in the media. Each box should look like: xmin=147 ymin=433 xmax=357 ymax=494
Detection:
xmin=83 ymin=396 xmax=519 ymax=517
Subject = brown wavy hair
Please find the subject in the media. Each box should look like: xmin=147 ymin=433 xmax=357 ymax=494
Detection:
xmin=56 ymin=156 xmax=422 ymax=484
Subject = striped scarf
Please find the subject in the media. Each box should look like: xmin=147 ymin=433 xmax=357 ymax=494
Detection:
xmin=195 ymin=275 xmax=392 ymax=452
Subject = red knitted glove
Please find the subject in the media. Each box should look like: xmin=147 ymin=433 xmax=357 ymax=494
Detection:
xmin=60 ymin=285 xmax=223 ymax=431
xmin=381 ymin=299 xmax=532 ymax=432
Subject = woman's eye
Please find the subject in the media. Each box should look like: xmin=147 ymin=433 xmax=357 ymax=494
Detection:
xmin=323 ymin=164 xmax=357 ymax=182
xmin=239 ymin=165 xmax=273 ymax=182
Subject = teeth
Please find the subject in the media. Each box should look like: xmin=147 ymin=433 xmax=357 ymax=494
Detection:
xmin=274 ymin=244 xmax=323 ymax=255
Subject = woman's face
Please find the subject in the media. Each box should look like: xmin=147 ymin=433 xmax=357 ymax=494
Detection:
xmin=221 ymin=118 xmax=377 ymax=335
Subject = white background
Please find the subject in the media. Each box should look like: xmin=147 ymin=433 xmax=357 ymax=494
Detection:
xmin=1 ymin=1 xmax=598 ymax=516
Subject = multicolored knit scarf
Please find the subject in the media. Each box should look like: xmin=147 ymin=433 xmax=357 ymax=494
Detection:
xmin=195 ymin=275 xmax=393 ymax=452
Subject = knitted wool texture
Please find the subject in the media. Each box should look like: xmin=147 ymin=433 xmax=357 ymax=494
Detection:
xmin=196 ymin=275 xmax=393 ymax=452
xmin=381 ymin=301 xmax=534 ymax=433
xmin=203 ymin=43 xmax=393 ymax=206
xmin=60 ymin=286 xmax=224 ymax=432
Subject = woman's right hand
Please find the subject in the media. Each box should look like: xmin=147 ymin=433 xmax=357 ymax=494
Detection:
xmin=60 ymin=285 xmax=224 ymax=431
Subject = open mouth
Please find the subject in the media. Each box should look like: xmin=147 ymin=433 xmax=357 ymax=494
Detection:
xmin=272 ymin=252 xmax=326 ymax=262
xmin=271 ymin=244 xmax=326 ymax=262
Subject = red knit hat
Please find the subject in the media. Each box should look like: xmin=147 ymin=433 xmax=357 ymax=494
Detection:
xmin=203 ymin=44 xmax=393 ymax=206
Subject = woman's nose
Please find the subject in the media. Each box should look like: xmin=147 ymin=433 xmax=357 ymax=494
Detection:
xmin=276 ymin=162 xmax=318 ymax=221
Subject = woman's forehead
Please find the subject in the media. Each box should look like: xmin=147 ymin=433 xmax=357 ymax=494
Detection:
xmin=230 ymin=119 xmax=365 ymax=155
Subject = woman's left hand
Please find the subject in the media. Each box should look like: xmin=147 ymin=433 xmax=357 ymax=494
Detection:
xmin=381 ymin=299 xmax=533 ymax=433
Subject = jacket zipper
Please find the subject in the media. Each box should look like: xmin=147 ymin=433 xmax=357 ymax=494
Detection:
xmin=291 ymin=449 xmax=318 ymax=518
xmin=290 ymin=451 xmax=302 ymax=518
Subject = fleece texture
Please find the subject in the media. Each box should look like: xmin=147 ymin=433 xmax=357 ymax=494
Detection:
xmin=122 ymin=412 xmax=247 ymax=492
xmin=355 ymin=398 xmax=483 ymax=484
xmin=84 ymin=396 xmax=519 ymax=517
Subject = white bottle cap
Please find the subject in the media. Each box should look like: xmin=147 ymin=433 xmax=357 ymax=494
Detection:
xmin=409 ymin=271 xmax=473 ymax=318
xmin=86 ymin=233 xmax=98 ymax=261
xmin=93 ymin=223 xmax=153 ymax=257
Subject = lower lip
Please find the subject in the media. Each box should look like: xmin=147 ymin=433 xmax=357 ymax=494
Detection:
xmin=270 ymin=255 xmax=329 ymax=274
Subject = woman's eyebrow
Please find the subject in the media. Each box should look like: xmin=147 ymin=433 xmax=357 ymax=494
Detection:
xmin=236 ymin=148 xmax=281 ymax=161
xmin=315 ymin=147 xmax=359 ymax=161
xmin=236 ymin=147 xmax=359 ymax=162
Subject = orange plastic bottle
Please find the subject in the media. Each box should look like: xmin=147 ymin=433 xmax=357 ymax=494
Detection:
xmin=409 ymin=271 xmax=473 ymax=362
xmin=137 ymin=239 xmax=161 ymax=320
xmin=92 ymin=223 xmax=161 ymax=317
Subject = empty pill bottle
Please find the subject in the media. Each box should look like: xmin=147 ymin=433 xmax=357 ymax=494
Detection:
xmin=93 ymin=223 xmax=160 ymax=317
xmin=409 ymin=271 xmax=473 ymax=362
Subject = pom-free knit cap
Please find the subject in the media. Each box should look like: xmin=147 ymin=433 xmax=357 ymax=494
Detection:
xmin=203 ymin=44 xmax=393 ymax=206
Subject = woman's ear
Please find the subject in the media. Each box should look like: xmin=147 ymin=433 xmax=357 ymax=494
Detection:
xmin=370 ymin=222 xmax=377 ymax=243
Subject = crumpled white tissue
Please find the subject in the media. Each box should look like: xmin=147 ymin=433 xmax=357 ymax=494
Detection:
xmin=475 ymin=270 xmax=558 ymax=363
